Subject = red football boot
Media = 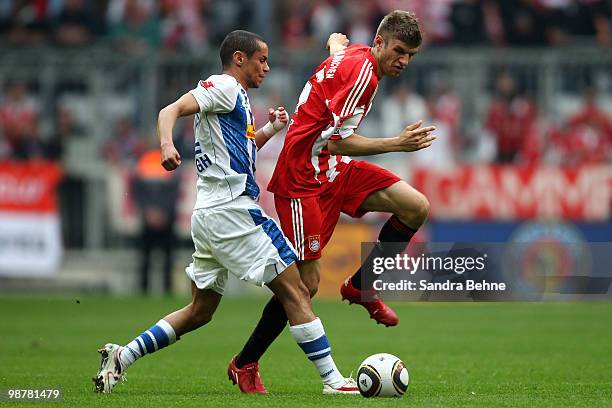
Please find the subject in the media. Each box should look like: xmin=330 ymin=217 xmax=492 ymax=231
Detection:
xmin=340 ymin=278 xmax=399 ymax=327
xmin=227 ymin=355 xmax=268 ymax=394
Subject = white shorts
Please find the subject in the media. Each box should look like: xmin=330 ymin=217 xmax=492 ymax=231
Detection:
xmin=185 ymin=196 xmax=297 ymax=295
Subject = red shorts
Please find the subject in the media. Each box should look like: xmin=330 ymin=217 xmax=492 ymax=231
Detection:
xmin=274 ymin=160 xmax=400 ymax=260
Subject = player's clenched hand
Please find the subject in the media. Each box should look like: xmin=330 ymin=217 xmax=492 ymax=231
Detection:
xmin=161 ymin=143 xmax=182 ymax=171
xmin=268 ymin=106 xmax=288 ymax=131
xmin=396 ymin=120 xmax=436 ymax=152
xmin=327 ymin=33 xmax=349 ymax=54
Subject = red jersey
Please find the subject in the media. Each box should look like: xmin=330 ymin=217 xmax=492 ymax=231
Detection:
xmin=268 ymin=45 xmax=381 ymax=198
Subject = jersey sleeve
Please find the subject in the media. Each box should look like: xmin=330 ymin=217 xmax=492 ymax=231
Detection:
xmin=189 ymin=75 xmax=238 ymax=114
xmin=327 ymin=59 xmax=378 ymax=140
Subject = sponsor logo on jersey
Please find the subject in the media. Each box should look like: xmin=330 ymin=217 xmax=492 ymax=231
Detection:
xmin=246 ymin=124 xmax=256 ymax=139
xmin=308 ymin=235 xmax=321 ymax=253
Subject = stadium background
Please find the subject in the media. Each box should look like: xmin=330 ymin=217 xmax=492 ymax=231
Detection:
xmin=1 ymin=1 xmax=611 ymax=406
xmin=1 ymin=0 xmax=610 ymax=296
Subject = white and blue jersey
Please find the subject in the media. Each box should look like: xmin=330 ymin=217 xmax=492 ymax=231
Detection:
xmin=185 ymin=74 xmax=297 ymax=293
xmin=189 ymin=74 xmax=259 ymax=209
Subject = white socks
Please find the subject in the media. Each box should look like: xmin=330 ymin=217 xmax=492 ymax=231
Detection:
xmin=289 ymin=318 xmax=345 ymax=387
xmin=121 ymin=319 xmax=177 ymax=369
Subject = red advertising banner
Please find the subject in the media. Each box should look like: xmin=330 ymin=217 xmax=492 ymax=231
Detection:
xmin=412 ymin=166 xmax=612 ymax=221
xmin=0 ymin=161 xmax=63 ymax=276
xmin=0 ymin=161 xmax=63 ymax=213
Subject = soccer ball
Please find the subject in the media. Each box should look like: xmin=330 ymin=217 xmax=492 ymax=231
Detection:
xmin=356 ymin=353 xmax=409 ymax=398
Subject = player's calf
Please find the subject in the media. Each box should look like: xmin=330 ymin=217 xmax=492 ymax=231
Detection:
xmin=269 ymin=264 xmax=315 ymax=324
xmin=267 ymin=265 xmax=357 ymax=393
xmin=163 ymin=287 xmax=222 ymax=335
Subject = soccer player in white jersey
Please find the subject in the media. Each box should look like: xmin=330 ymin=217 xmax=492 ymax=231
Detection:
xmin=93 ymin=30 xmax=358 ymax=395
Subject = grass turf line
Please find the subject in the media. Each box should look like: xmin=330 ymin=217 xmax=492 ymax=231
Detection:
xmin=0 ymin=296 xmax=610 ymax=407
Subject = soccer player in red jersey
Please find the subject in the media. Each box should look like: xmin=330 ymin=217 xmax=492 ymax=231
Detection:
xmin=229 ymin=11 xmax=436 ymax=392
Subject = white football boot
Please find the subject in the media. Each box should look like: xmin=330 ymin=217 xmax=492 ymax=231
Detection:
xmin=322 ymin=377 xmax=360 ymax=395
xmin=93 ymin=343 xmax=126 ymax=393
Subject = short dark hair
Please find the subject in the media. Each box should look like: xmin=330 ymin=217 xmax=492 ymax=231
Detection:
xmin=219 ymin=30 xmax=266 ymax=68
xmin=376 ymin=10 xmax=422 ymax=48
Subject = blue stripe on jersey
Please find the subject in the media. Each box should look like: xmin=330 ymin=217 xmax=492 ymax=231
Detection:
xmin=217 ymin=93 xmax=260 ymax=198
xmin=251 ymin=142 xmax=257 ymax=175
xmin=248 ymin=209 xmax=297 ymax=265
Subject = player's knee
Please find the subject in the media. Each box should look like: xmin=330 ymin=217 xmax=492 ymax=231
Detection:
xmin=298 ymin=260 xmax=320 ymax=298
xmin=194 ymin=311 xmax=213 ymax=327
xmin=413 ymin=193 xmax=430 ymax=222
xmin=397 ymin=191 xmax=429 ymax=225
xmin=305 ymin=281 xmax=318 ymax=298
xmin=294 ymin=279 xmax=312 ymax=303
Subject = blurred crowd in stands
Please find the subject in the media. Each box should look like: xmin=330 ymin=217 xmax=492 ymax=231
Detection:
xmin=0 ymin=0 xmax=610 ymax=168
xmin=283 ymin=0 xmax=612 ymax=48
xmin=1 ymin=0 xmax=611 ymax=50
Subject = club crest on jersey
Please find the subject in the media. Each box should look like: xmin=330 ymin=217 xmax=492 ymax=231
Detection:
xmin=308 ymin=235 xmax=321 ymax=253
xmin=199 ymin=80 xmax=214 ymax=88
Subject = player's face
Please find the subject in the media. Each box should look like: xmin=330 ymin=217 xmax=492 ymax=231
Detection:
xmin=242 ymin=41 xmax=270 ymax=89
xmin=377 ymin=36 xmax=418 ymax=77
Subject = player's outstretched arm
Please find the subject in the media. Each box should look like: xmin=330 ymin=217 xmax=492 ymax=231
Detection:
xmin=327 ymin=33 xmax=349 ymax=55
xmin=157 ymin=92 xmax=200 ymax=171
xmin=255 ymin=106 xmax=288 ymax=150
xmin=328 ymin=120 xmax=436 ymax=157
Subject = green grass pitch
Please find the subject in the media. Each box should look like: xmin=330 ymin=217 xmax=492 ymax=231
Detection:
xmin=0 ymin=296 xmax=611 ymax=407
